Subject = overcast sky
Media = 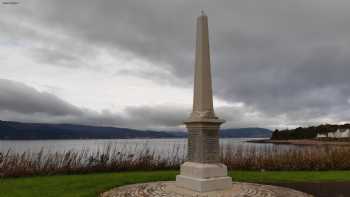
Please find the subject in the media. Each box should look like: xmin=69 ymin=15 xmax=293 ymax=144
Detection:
xmin=1 ymin=0 xmax=350 ymax=130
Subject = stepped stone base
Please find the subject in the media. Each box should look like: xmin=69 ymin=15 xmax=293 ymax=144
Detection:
xmin=176 ymin=162 xmax=232 ymax=192
xmin=100 ymin=181 xmax=313 ymax=197
xmin=176 ymin=175 xmax=232 ymax=192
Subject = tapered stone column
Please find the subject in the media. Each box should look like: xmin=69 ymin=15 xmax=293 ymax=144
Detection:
xmin=176 ymin=12 xmax=232 ymax=192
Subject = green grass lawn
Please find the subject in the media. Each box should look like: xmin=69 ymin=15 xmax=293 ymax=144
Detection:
xmin=1 ymin=171 xmax=350 ymax=197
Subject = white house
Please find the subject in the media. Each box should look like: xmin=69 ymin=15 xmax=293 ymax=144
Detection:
xmin=316 ymin=133 xmax=327 ymax=138
xmin=317 ymin=129 xmax=350 ymax=138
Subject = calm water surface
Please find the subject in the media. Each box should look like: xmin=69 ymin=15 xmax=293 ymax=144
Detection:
xmin=0 ymin=138 xmax=290 ymax=157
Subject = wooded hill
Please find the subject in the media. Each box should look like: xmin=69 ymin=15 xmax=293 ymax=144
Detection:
xmin=271 ymin=124 xmax=350 ymax=140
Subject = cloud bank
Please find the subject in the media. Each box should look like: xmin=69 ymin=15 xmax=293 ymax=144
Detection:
xmin=1 ymin=0 xmax=350 ymax=129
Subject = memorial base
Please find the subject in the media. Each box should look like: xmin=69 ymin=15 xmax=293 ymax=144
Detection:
xmin=176 ymin=162 xmax=232 ymax=192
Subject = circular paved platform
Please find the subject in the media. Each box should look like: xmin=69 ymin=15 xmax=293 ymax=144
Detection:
xmin=100 ymin=181 xmax=313 ymax=197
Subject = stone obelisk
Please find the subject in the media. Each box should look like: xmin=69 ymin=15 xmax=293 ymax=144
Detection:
xmin=176 ymin=11 xmax=232 ymax=192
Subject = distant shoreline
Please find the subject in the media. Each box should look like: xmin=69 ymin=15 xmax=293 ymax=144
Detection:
xmin=248 ymin=139 xmax=350 ymax=146
xmin=0 ymin=137 xmax=265 ymax=141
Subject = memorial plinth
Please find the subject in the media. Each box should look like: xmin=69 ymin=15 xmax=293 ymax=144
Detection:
xmin=176 ymin=120 xmax=232 ymax=192
xmin=175 ymin=11 xmax=232 ymax=192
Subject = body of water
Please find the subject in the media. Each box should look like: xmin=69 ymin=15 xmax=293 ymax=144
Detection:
xmin=0 ymin=138 xmax=291 ymax=157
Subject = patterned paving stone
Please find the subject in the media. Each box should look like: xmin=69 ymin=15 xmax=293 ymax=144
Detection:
xmin=100 ymin=181 xmax=313 ymax=197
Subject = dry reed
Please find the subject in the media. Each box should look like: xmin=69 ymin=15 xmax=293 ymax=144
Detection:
xmin=1 ymin=143 xmax=350 ymax=177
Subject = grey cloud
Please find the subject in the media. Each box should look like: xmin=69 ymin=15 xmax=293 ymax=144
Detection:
xmin=0 ymin=79 xmax=186 ymax=129
xmin=0 ymin=15 xmax=97 ymax=69
xmin=116 ymin=68 xmax=188 ymax=87
xmin=29 ymin=47 xmax=82 ymax=68
xmin=123 ymin=105 xmax=188 ymax=128
xmin=3 ymin=0 xmax=350 ymax=127
xmin=0 ymin=79 xmax=327 ymax=130
xmin=0 ymin=79 xmax=82 ymax=115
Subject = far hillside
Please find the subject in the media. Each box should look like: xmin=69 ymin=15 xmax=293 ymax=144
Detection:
xmin=220 ymin=128 xmax=272 ymax=138
xmin=0 ymin=120 xmax=271 ymax=140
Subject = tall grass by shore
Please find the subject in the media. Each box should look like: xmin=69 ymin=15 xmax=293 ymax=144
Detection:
xmin=1 ymin=144 xmax=350 ymax=177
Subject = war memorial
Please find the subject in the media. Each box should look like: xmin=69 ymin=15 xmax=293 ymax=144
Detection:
xmin=102 ymin=12 xmax=311 ymax=197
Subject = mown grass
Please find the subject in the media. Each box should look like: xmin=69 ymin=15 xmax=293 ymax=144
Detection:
xmin=1 ymin=170 xmax=350 ymax=197
xmin=0 ymin=171 xmax=177 ymax=197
